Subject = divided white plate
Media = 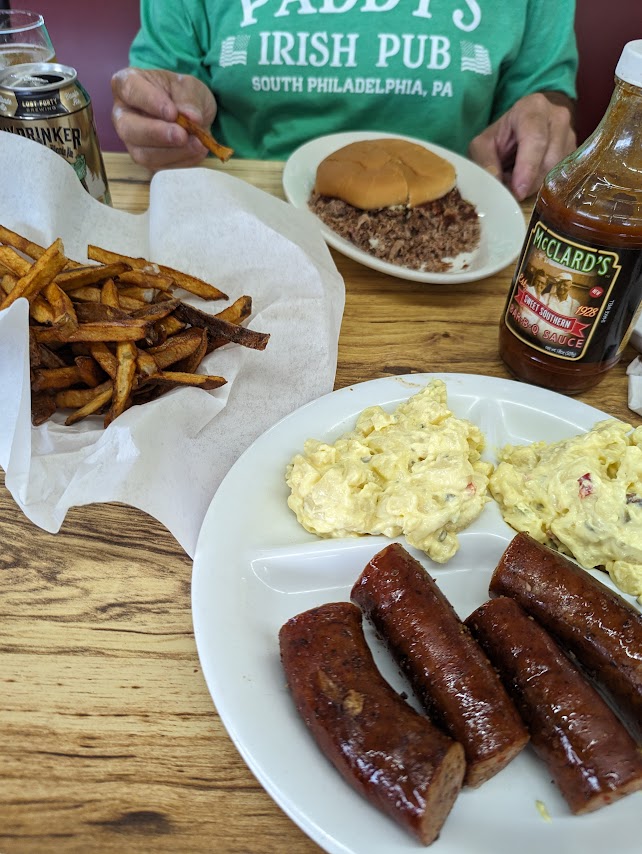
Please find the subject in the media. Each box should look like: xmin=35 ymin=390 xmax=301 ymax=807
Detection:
xmin=192 ymin=373 xmax=641 ymax=854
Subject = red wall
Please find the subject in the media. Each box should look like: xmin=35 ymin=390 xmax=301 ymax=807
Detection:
xmin=574 ymin=2 xmax=636 ymax=142
xmin=27 ymin=1 xmax=140 ymax=152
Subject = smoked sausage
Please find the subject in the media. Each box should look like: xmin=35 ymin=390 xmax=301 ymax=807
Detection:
xmin=466 ymin=596 xmax=642 ymax=814
xmin=350 ymin=543 xmax=529 ymax=787
xmin=279 ymin=601 xmax=465 ymax=845
xmin=490 ymin=532 xmax=642 ymax=733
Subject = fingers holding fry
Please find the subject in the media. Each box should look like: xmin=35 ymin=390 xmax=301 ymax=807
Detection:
xmin=175 ymin=112 xmax=234 ymax=163
xmin=1 ymin=227 xmax=269 ymax=428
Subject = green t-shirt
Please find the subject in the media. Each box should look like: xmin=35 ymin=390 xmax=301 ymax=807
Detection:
xmin=130 ymin=0 xmax=577 ymax=160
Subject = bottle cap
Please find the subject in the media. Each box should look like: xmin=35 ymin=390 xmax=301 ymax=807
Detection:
xmin=615 ymin=39 xmax=642 ymax=87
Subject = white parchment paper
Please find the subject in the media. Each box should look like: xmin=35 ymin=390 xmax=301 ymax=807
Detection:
xmin=0 ymin=134 xmax=345 ymax=556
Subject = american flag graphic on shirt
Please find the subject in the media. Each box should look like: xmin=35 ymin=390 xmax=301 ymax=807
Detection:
xmin=460 ymin=41 xmax=492 ymax=75
xmin=219 ymin=35 xmax=250 ymax=68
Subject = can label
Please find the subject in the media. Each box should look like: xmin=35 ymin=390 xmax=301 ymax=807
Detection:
xmin=0 ymin=63 xmax=111 ymax=205
xmin=503 ymin=213 xmax=642 ymax=362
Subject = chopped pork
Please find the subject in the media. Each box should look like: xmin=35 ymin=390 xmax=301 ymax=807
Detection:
xmin=309 ymin=188 xmax=480 ymax=272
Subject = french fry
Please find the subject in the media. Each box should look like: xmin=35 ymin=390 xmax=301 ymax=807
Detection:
xmin=66 ymin=286 xmax=102 ymax=303
xmin=100 ymin=278 xmax=121 ymax=308
xmin=0 ymin=245 xmax=31 ymax=277
xmin=104 ymin=342 xmax=137 ymax=427
xmin=30 ymin=297 xmax=56 ymax=326
xmin=75 ymin=302 xmax=138 ymax=323
xmin=71 ymin=321 xmax=154 ymax=343
xmin=6 ymin=279 xmax=56 ymax=325
xmin=31 ymin=364 xmax=85 ymax=392
xmin=88 ymin=342 xmax=119 ymax=379
xmin=31 ymin=390 xmax=57 ymax=425
xmin=143 ymin=370 xmax=227 ymax=390
xmin=136 ymin=348 xmax=159 ymax=378
xmin=131 ymin=298 xmax=181 ymax=323
xmin=116 ymin=285 xmax=154 ymax=302
xmin=175 ymin=112 xmax=234 ymax=163
xmin=75 ymin=355 xmax=103 ymax=388
xmin=55 ymin=380 xmax=112 ymax=409
xmin=42 ymin=281 xmax=78 ymax=337
xmin=0 ymin=238 xmax=68 ymax=311
xmin=119 ymin=295 xmax=149 ymax=312
xmin=3 ymin=273 xmax=56 ymax=324
xmin=65 ymin=385 xmax=114 ymax=426
xmin=37 ymin=342 xmax=68 ymax=369
xmin=30 ymin=353 xmax=102 ymax=393
xmin=56 ymin=262 xmax=130 ymax=291
xmin=0 ymin=224 xmax=48 ymax=260
xmin=208 ymin=296 xmax=255 ymax=350
xmin=174 ymin=327 xmax=208 ymax=373
xmin=153 ymin=314 xmax=185 ymax=342
xmin=34 ymin=318 xmax=153 ymax=346
xmin=174 ymin=301 xmax=270 ymax=350
xmin=214 ymin=295 xmax=252 ymax=324
xmin=86 ymin=245 xmax=228 ymax=301
xmin=146 ymin=327 xmax=205 ymax=368
xmin=0 ymin=225 xmax=81 ymax=268
xmin=116 ymin=269 xmax=176 ymax=291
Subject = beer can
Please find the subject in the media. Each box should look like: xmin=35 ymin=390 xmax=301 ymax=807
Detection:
xmin=0 ymin=62 xmax=111 ymax=205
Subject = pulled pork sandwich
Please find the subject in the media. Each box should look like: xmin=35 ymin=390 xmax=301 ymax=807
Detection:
xmin=309 ymin=138 xmax=480 ymax=272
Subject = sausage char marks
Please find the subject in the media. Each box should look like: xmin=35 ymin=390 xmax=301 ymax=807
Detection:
xmin=279 ymin=601 xmax=465 ymax=845
xmin=351 ymin=543 xmax=529 ymax=787
xmin=466 ymin=595 xmax=642 ymax=814
xmin=490 ymin=532 xmax=642 ymax=736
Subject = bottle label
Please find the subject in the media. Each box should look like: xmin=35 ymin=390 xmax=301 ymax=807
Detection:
xmin=503 ymin=213 xmax=642 ymax=362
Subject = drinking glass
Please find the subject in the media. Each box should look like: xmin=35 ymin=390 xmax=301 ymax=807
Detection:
xmin=0 ymin=9 xmax=55 ymax=68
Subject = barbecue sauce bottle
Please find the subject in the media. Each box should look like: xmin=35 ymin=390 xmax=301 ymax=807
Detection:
xmin=499 ymin=39 xmax=642 ymax=394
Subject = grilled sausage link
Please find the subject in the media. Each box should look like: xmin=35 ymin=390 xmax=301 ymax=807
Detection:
xmin=490 ymin=532 xmax=642 ymax=735
xmin=466 ymin=596 xmax=642 ymax=814
xmin=279 ymin=601 xmax=465 ymax=846
xmin=350 ymin=543 xmax=529 ymax=787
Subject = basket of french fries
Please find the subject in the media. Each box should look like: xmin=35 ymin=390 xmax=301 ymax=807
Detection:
xmin=0 ymin=134 xmax=345 ymax=554
xmin=0 ymin=225 xmax=270 ymax=428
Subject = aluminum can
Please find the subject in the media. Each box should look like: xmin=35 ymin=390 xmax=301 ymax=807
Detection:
xmin=0 ymin=62 xmax=111 ymax=205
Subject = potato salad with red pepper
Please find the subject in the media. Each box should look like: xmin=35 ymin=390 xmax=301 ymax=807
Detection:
xmin=490 ymin=419 xmax=642 ymax=601
xmin=285 ymin=380 xmax=491 ymax=563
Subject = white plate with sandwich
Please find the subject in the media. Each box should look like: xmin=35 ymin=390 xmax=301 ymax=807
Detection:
xmin=283 ymin=131 xmax=526 ymax=284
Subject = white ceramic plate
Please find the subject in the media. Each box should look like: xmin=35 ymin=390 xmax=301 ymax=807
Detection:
xmin=282 ymin=132 xmax=526 ymax=284
xmin=191 ymin=373 xmax=641 ymax=854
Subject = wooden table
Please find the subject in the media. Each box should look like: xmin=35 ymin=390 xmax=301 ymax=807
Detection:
xmin=1 ymin=153 xmax=639 ymax=854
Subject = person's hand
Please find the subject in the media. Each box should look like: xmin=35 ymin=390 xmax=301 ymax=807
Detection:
xmin=468 ymin=92 xmax=576 ymax=201
xmin=111 ymin=67 xmax=217 ymax=172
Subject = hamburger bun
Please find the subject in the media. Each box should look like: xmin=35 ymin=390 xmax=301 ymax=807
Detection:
xmin=314 ymin=138 xmax=457 ymax=211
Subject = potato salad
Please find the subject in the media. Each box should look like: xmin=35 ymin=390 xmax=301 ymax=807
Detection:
xmin=285 ymin=380 xmax=491 ymax=563
xmin=490 ymin=419 xmax=642 ymax=600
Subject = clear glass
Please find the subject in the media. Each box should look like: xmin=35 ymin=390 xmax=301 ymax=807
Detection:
xmin=0 ymin=9 xmax=55 ymax=68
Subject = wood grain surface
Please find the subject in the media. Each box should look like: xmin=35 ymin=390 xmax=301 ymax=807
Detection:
xmin=1 ymin=152 xmax=639 ymax=854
